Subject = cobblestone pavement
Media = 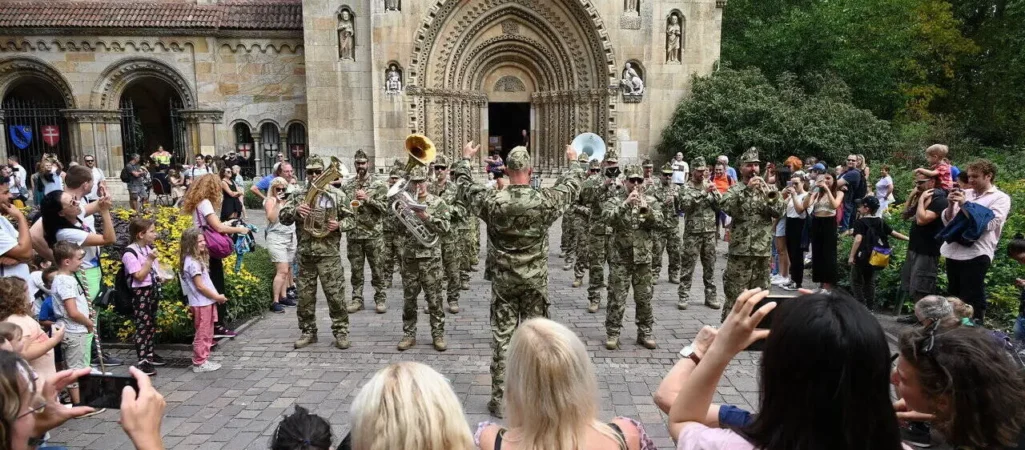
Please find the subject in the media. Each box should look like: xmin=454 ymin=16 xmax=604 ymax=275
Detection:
xmin=51 ymin=215 xmax=760 ymax=450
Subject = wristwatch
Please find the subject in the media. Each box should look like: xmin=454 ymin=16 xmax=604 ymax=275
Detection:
xmin=679 ymin=345 xmax=702 ymax=365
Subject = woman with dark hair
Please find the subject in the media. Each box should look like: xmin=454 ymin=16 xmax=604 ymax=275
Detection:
xmin=804 ymin=169 xmax=843 ymax=290
xmin=39 ymin=190 xmax=115 ymax=297
xmin=662 ymin=289 xmax=908 ymax=450
xmin=894 ymin=326 xmax=1025 ymax=449
xmin=218 ymin=167 xmax=244 ymax=221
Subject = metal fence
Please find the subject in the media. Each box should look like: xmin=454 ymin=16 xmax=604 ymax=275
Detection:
xmin=1 ymin=98 xmax=71 ymax=171
xmin=119 ymin=98 xmax=187 ymax=166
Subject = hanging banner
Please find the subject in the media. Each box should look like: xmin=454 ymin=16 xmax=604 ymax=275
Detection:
xmin=41 ymin=125 xmax=60 ymax=147
xmin=8 ymin=125 xmax=32 ymax=150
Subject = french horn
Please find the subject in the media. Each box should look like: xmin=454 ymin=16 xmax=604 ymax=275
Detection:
xmin=387 ymin=134 xmax=439 ymax=247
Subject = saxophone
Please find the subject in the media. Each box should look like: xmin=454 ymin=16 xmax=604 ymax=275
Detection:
xmin=303 ymin=157 xmax=347 ymax=238
xmin=387 ymin=134 xmax=439 ymax=247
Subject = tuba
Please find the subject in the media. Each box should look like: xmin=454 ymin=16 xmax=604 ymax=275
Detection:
xmin=303 ymin=157 xmax=347 ymax=238
xmin=571 ymin=132 xmax=606 ymax=162
xmin=387 ymin=134 xmax=439 ymax=247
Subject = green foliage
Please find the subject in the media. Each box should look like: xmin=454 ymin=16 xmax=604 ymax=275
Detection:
xmin=657 ymin=67 xmax=894 ymax=165
xmin=243 ymin=181 xmax=264 ymax=210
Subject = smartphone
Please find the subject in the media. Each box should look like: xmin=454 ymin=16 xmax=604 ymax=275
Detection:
xmin=76 ymin=374 xmax=138 ymax=409
xmin=743 ymin=293 xmax=799 ymax=352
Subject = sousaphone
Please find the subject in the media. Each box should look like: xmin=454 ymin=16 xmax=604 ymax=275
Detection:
xmin=571 ymin=132 xmax=606 ymax=162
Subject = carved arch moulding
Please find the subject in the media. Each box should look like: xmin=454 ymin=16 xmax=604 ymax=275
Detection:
xmin=90 ymin=57 xmax=198 ymax=110
xmin=0 ymin=39 xmax=193 ymax=53
xmin=0 ymin=56 xmax=78 ymax=108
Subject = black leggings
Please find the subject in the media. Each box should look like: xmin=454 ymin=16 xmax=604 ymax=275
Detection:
xmin=946 ymin=255 xmax=991 ymax=321
xmin=131 ymin=286 xmax=158 ymax=361
xmin=210 ymin=257 xmax=227 ymax=326
xmin=810 ymin=216 xmax=838 ymax=284
xmin=785 ymin=217 xmax=806 ymax=287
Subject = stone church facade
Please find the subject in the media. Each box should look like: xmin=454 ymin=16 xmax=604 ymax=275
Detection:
xmin=0 ymin=0 xmax=721 ymax=182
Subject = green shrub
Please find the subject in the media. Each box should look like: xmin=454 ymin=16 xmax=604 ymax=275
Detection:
xmin=243 ymin=181 xmax=264 ymax=210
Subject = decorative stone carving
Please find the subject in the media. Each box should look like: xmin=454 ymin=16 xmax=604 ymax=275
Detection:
xmin=385 ymin=0 xmax=400 ymax=11
xmin=337 ymin=8 xmax=355 ymax=61
xmin=501 ymin=20 xmax=520 ymax=35
xmin=0 ymin=57 xmax=78 ymax=108
xmin=625 ymin=0 xmax=639 ymax=14
xmin=620 ymin=62 xmax=644 ymax=99
xmin=179 ymin=109 xmax=225 ymax=123
xmin=666 ymin=13 xmax=683 ymax=63
xmin=92 ymin=57 xmax=198 ymax=109
xmin=385 ymin=64 xmax=403 ymax=93
xmin=494 ymin=76 xmax=526 ymax=92
xmin=61 ymin=109 xmax=122 ymax=124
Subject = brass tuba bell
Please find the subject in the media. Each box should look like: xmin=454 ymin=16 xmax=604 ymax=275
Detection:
xmin=387 ymin=134 xmax=440 ymax=247
xmin=302 ymin=157 xmax=346 ymax=238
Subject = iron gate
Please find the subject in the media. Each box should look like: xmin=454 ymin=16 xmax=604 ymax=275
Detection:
xmin=120 ymin=98 xmax=188 ymax=166
xmin=168 ymin=100 xmax=188 ymax=164
xmin=1 ymin=98 xmax=71 ymax=171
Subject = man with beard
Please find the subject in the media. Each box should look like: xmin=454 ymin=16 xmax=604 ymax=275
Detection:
xmin=429 ymin=154 xmax=469 ymax=313
xmin=581 ymin=149 xmax=625 ymax=312
xmin=343 ymin=149 xmax=390 ymax=314
xmin=718 ymin=148 xmax=784 ymax=322
xmin=651 ymin=162 xmax=681 ymax=284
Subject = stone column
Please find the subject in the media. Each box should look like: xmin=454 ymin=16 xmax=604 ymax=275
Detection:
xmin=181 ymin=109 xmax=224 ymax=157
xmin=0 ymin=111 xmax=7 ymax=162
xmin=253 ymin=133 xmax=263 ymax=174
xmin=62 ymin=110 xmax=123 ymax=174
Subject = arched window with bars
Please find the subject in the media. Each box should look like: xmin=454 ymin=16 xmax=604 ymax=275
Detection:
xmin=286 ymin=122 xmax=308 ymax=180
xmin=233 ymin=122 xmax=255 ymax=178
xmin=259 ymin=122 xmax=281 ymax=177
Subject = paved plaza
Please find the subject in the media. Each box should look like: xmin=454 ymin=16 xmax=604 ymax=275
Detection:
xmin=51 ymin=216 xmax=759 ymax=450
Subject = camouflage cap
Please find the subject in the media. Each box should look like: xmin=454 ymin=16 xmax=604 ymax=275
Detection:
xmin=740 ymin=147 xmax=761 ymax=164
xmin=623 ymin=164 xmax=643 ymax=180
xmin=604 ymin=147 xmax=619 ymax=163
xmin=434 ymin=153 xmax=449 ymax=167
xmin=389 ymin=166 xmax=403 ymax=178
xmin=642 ymin=158 xmax=654 ymax=168
xmin=506 ymin=146 xmax=531 ymax=171
xmin=306 ymin=155 xmax=326 ymax=170
xmin=353 ymin=149 xmax=369 ymax=162
xmin=577 ymin=152 xmax=590 ymax=163
xmin=408 ymin=165 xmax=429 ymax=182
xmin=588 ymin=159 xmax=601 ymax=170
xmin=691 ymin=157 xmax=707 ymax=171
xmin=661 ymin=162 xmax=674 ymax=174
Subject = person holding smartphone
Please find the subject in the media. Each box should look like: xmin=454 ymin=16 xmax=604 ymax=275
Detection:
xmin=264 ymin=177 xmax=297 ymax=313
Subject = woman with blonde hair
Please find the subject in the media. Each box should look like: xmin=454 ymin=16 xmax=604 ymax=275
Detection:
xmin=476 ymin=318 xmax=655 ymax=450
xmin=181 ymin=173 xmax=249 ymax=339
xmin=264 ymin=177 xmax=297 ymax=313
xmin=349 ymin=361 xmax=474 ymax=450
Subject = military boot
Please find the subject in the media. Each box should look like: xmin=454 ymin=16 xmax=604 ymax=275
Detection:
xmin=487 ymin=399 xmax=504 ymax=418
xmin=375 ymin=303 xmax=387 ymax=314
xmin=677 ymin=301 xmax=690 ymax=310
xmin=397 ymin=336 xmax=416 ymax=351
xmin=705 ymin=297 xmax=723 ymax=309
xmin=572 ymin=278 xmax=583 ymax=288
xmin=587 ymin=302 xmax=599 ymax=313
xmin=562 ymin=261 xmax=573 ymax=271
xmin=347 ymin=302 xmax=364 ymax=313
xmin=433 ymin=336 xmax=447 ymax=351
xmin=447 ymin=303 xmax=460 ymax=314
xmin=605 ymin=336 xmax=620 ymax=350
xmin=460 ymin=280 xmax=470 ymax=290
xmin=637 ymin=335 xmax=657 ymax=349
xmin=294 ymin=334 xmax=318 ymax=349
xmin=333 ymin=336 xmax=351 ymax=350
xmin=668 ymin=274 xmax=680 ymax=284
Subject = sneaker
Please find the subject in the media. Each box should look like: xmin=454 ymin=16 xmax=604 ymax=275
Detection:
xmin=192 ymin=361 xmax=222 ymax=373
xmin=150 ymin=354 xmax=166 ymax=366
xmin=279 ymin=297 xmax=297 ymax=307
xmin=900 ymin=422 xmax=933 ymax=447
xmin=286 ymin=286 xmax=298 ymax=300
xmin=780 ymin=281 xmax=799 ymax=291
xmin=137 ymin=361 xmax=156 ymax=376
xmin=92 ymin=355 xmax=123 ymax=367
xmin=271 ymin=303 xmax=285 ymax=313
xmin=771 ymin=276 xmax=791 ymax=286
xmin=770 ymin=274 xmax=784 ymax=284
xmin=213 ymin=326 xmax=237 ymax=338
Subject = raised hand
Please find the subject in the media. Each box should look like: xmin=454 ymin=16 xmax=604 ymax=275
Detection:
xmin=462 ymin=141 xmax=482 ymax=159
xmin=565 ymin=144 xmax=578 ymax=162
xmin=713 ymin=288 xmax=776 ymax=355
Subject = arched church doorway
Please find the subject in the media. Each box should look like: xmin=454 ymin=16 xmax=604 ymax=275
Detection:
xmin=487 ymin=103 xmax=530 ymax=159
xmin=118 ymin=78 xmax=187 ymax=166
xmin=2 ymin=78 xmax=71 ymax=171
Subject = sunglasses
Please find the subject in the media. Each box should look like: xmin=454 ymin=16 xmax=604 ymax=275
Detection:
xmin=84 ymin=159 xmax=94 ymax=163
xmin=847 ymin=159 xmax=857 ymax=162
xmin=628 ymin=178 xmax=644 ymax=183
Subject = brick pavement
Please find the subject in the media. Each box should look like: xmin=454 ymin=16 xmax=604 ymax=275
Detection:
xmin=49 ymin=215 xmax=759 ymax=450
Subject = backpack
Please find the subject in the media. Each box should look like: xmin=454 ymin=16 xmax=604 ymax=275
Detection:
xmin=855 ymin=218 xmax=890 ymax=269
xmin=109 ymin=248 xmax=141 ymax=316
xmin=120 ymin=165 xmax=131 ymax=183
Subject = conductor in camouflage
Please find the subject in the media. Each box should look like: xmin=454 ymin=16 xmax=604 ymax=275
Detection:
xmin=452 ymin=142 xmax=584 ymax=418
xmin=651 ymin=162 xmax=682 ymax=283
xmin=718 ymin=148 xmax=784 ymax=321
xmin=396 ymin=165 xmax=452 ymax=352
xmin=676 ymin=157 xmax=722 ymax=310
xmin=429 ymin=154 xmax=469 ymax=313
xmin=341 ymin=149 xmax=390 ymax=314
xmin=603 ymin=164 xmax=662 ymax=350
xmin=279 ymin=155 xmax=355 ymax=350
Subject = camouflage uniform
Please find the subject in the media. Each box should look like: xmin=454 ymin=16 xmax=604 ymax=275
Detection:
xmin=279 ymin=155 xmax=355 ymax=349
xmin=341 ymin=150 xmax=390 ymax=313
xmin=397 ymin=165 xmax=452 ymax=350
xmin=429 ymin=155 xmax=469 ymax=312
xmin=380 ymin=167 xmax=405 ymax=287
xmin=651 ymin=163 xmax=682 ymax=283
xmin=452 ymin=145 xmax=584 ymax=416
xmin=718 ymin=149 xmax=784 ymax=322
xmin=572 ymin=160 xmax=601 ymax=284
xmin=581 ymin=151 xmax=625 ymax=311
xmin=559 ymin=153 xmax=591 ymax=269
xmin=676 ymin=158 xmax=721 ymax=309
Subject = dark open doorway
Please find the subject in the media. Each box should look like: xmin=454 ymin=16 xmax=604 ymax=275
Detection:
xmin=488 ymin=102 xmax=530 ymax=160
xmin=119 ymin=79 xmax=185 ymax=166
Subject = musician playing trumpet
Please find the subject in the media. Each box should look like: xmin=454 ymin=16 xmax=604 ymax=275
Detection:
xmin=602 ymin=164 xmax=663 ymax=351
xmin=717 ymin=148 xmax=784 ymax=322
xmin=341 ymin=149 xmax=390 ymax=314
xmin=676 ymin=157 xmax=722 ymax=310
xmin=651 ymin=162 xmax=682 ymax=284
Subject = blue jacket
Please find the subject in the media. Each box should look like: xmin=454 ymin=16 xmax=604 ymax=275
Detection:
xmin=936 ymin=202 xmax=994 ymax=247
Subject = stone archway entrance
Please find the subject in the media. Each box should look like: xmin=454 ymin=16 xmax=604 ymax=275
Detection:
xmin=410 ymin=0 xmax=615 ymax=175
xmin=118 ymin=78 xmax=187 ymax=165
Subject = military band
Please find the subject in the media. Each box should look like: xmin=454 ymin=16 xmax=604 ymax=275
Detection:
xmin=341 ymin=149 xmax=390 ymax=314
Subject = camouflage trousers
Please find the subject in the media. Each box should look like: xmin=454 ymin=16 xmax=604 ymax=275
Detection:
xmin=441 ymin=240 xmax=463 ymax=306
xmin=297 ymin=254 xmax=350 ymax=337
xmin=721 ymin=255 xmax=771 ymax=322
xmin=347 ymin=237 xmax=386 ymax=307
xmin=490 ymin=271 xmax=551 ymax=405
xmin=560 ymin=214 xmax=576 ymax=258
xmin=606 ymin=261 xmax=654 ymax=339
xmin=400 ymin=256 xmax=445 ymax=339
xmin=380 ymin=231 xmax=403 ymax=286
xmin=570 ymin=213 xmax=589 ymax=279
xmin=587 ymin=234 xmax=611 ymax=306
xmin=466 ymin=219 xmax=481 ymax=268
xmin=652 ymin=227 xmax=682 ymax=279
xmin=460 ymin=227 xmax=473 ymax=283
xmin=678 ymin=232 xmax=717 ymax=305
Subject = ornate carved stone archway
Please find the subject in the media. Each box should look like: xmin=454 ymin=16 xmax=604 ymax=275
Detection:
xmin=410 ymin=0 xmax=616 ymax=173
xmin=91 ymin=57 xmax=197 ymax=110
xmin=0 ymin=56 xmax=77 ymax=108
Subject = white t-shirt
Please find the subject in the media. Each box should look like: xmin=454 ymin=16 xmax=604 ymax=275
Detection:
xmin=87 ymin=167 xmax=105 ymax=200
xmin=0 ymin=216 xmax=31 ymax=287
xmin=672 ymin=160 xmax=689 ymax=184
xmin=181 ymin=256 xmax=216 ymax=307
xmin=875 ymin=175 xmax=893 ymax=200
xmin=786 ymin=192 xmax=808 ymax=218
xmin=189 ymin=166 xmax=211 ymax=180
xmin=11 ymin=164 xmax=28 ymax=189
xmin=50 ymin=273 xmax=89 ymax=333
xmin=42 ymin=171 xmax=63 ymax=194
xmin=195 ymin=199 xmax=215 ymax=227
xmin=56 ymin=228 xmax=100 ymax=270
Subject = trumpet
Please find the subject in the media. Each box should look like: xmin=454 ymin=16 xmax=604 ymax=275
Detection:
xmin=749 ymin=176 xmax=779 ymax=200
xmin=350 ymin=199 xmax=362 ymax=208
xmin=626 ymin=185 xmax=650 ymax=215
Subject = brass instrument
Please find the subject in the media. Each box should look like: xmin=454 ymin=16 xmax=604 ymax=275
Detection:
xmin=387 ymin=134 xmax=440 ymax=247
xmin=303 ymin=156 xmax=347 ymax=238
xmin=627 ymin=184 xmax=650 ymax=215
xmin=570 ymin=132 xmax=606 ymax=162
xmin=750 ymin=176 xmax=779 ymax=200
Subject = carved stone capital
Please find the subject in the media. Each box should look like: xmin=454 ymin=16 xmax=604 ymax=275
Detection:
xmin=179 ymin=109 xmax=224 ymax=123
xmin=716 ymin=0 xmax=727 ymax=7
xmin=621 ymin=93 xmax=643 ymax=103
xmin=61 ymin=109 xmax=121 ymax=123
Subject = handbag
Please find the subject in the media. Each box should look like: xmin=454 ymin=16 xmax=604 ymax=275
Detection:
xmin=869 ymin=246 xmax=891 ymax=268
xmin=196 ymin=210 xmax=233 ymax=258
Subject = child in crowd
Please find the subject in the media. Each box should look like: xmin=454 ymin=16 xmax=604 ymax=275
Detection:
xmin=28 ymin=255 xmax=52 ymax=306
xmin=0 ymin=322 xmax=23 ymax=353
xmin=179 ymin=227 xmax=227 ymax=373
xmin=1010 ymin=234 xmax=1025 ymax=347
xmin=947 ymin=297 xmax=976 ymax=326
xmin=270 ymin=406 xmax=334 ymax=450
xmin=34 ymin=267 xmax=58 ymax=324
xmin=50 ymin=241 xmax=95 ymax=405
xmin=847 ymin=197 xmax=908 ymax=308
xmin=123 ymin=217 xmax=166 ymax=376
xmin=915 ymin=144 xmax=954 ymax=190
xmin=0 ymin=277 xmax=62 ymax=385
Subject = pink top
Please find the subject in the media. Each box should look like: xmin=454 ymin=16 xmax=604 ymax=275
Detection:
xmin=5 ymin=314 xmax=56 ymax=384
xmin=122 ymin=243 xmax=160 ymax=288
xmin=940 ymin=185 xmax=1012 ymax=261
xmin=933 ymin=161 xmax=953 ymax=190
xmin=675 ymin=423 xmax=915 ymax=450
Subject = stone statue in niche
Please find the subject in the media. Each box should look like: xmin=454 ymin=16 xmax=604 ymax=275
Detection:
xmin=620 ymin=63 xmax=644 ymax=95
xmin=386 ymin=65 xmax=402 ymax=93
xmin=625 ymin=0 xmax=639 ymax=14
xmin=337 ymin=9 xmax=354 ymax=60
xmin=385 ymin=0 xmax=400 ymax=11
xmin=666 ymin=14 xmax=682 ymax=63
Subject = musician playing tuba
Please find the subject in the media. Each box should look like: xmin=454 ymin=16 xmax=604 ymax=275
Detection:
xmin=341 ymin=149 xmax=391 ymax=314
xmin=279 ymin=155 xmax=355 ymax=351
